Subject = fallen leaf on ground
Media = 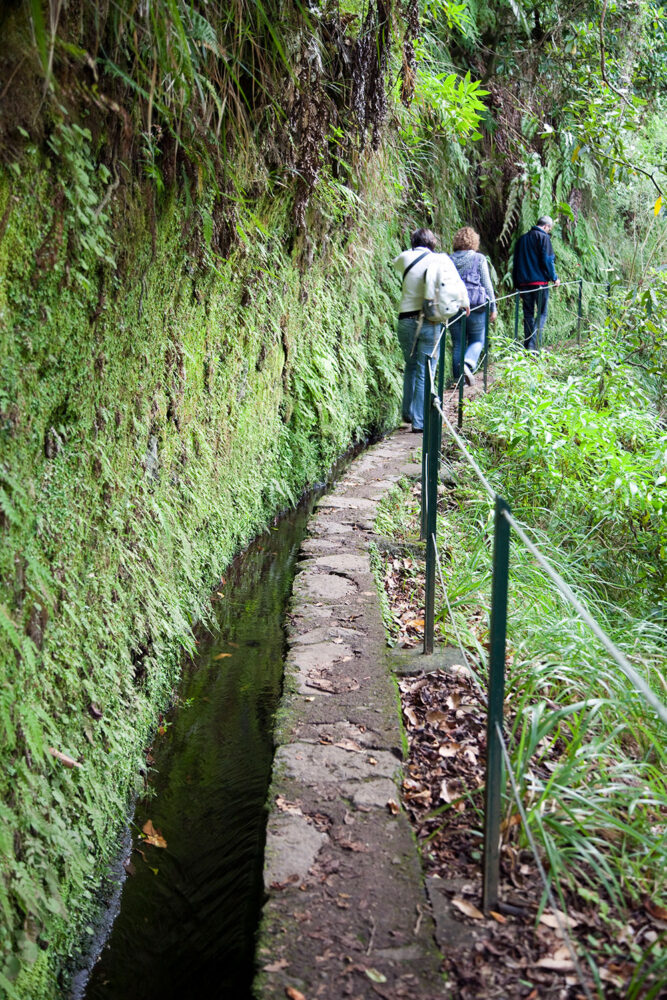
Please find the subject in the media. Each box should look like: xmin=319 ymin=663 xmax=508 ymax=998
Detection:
xmin=425 ymin=709 xmax=451 ymax=728
xmin=536 ymin=956 xmax=574 ymax=971
xmin=404 ymin=618 xmax=424 ymax=630
xmin=365 ymin=967 xmax=387 ymax=983
xmin=452 ymin=897 xmax=484 ymax=919
xmin=539 ymin=910 xmax=579 ymax=930
xmin=214 ymin=652 xmax=232 ymax=659
xmin=336 ymin=838 xmax=369 ymax=852
xmin=439 ymin=778 xmax=464 ymax=805
xmin=644 ymin=898 xmax=667 ymax=922
xmin=275 ymin=796 xmax=303 ymax=816
xmin=500 ymin=812 xmax=522 ymax=832
xmin=263 ymin=958 xmax=289 ymax=972
xmin=285 ymin=988 xmax=306 ymax=1000
xmin=306 ymin=678 xmax=335 ymax=692
xmin=386 ymin=799 xmax=400 ymax=815
xmin=142 ymin=819 xmax=167 ymax=848
xmin=489 ymin=910 xmax=506 ymax=923
xmin=334 ymin=739 xmax=363 ymax=753
xmin=48 ymin=748 xmax=82 ymax=769
xmin=270 ymin=874 xmax=299 ymax=891
xmin=404 ymin=706 xmax=419 ymax=726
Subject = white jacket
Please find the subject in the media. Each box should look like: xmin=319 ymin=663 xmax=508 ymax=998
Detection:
xmin=394 ymin=248 xmax=469 ymax=315
xmin=393 ymin=247 xmax=433 ymax=313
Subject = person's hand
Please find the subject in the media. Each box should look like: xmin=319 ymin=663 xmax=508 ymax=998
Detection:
xmin=553 ymin=278 xmax=561 ymax=287
xmin=465 ymin=306 xmax=471 ymax=316
xmin=490 ymin=310 xmax=498 ymax=323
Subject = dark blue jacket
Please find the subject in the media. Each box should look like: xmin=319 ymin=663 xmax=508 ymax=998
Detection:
xmin=512 ymin=227 xmax=558 ymax=287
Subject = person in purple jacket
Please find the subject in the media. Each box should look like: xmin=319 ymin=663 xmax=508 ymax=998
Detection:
xmin=449 ymin=227 xmax=497 ymax=387
xmin=512 ymin=216 xmax=561 ymax=351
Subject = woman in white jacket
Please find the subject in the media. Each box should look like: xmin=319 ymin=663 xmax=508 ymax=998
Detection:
xmin=393 ymin=228 xmax=468 ymax=431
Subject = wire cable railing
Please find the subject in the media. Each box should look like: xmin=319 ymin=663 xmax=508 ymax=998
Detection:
xmin=414 ymin=350 xmax=666 ymax=991
xmin=427 ymin=275 xmax=624 ymax=432
xmin=428 ymin=370 xmax=667 ymax=727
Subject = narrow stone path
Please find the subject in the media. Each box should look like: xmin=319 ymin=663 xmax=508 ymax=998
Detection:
xmin=254 ymin=429 xmax=446 ymax=1000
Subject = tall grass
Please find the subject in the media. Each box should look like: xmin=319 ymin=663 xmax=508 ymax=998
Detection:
xmin=378 ymin=323 xmax=667 ymax=992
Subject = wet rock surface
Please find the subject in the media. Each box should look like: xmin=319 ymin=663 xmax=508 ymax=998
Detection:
xmin=255 ymin=430 xmax=445 ymax=1000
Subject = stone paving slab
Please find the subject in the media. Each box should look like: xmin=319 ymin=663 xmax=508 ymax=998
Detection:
xmin=254 ymin=429 xmax=446 ymax=1000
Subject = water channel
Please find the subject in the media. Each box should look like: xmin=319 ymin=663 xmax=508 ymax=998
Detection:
xmin=76 ymin=491 xmax=323 ymax=1000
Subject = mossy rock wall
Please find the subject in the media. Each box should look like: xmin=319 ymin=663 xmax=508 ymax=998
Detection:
xmin=0 ymin=154 xmax=403 ymax=995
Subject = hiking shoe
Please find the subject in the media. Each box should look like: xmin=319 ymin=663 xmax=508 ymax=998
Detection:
xmin=464 ymin=365 xmax=475 ymax=387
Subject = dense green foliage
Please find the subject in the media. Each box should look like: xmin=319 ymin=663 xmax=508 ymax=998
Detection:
xmin=375 ymin=303 xmax=666 ymax=993
xmin=0 ymin=0 xmax=664 ymax=995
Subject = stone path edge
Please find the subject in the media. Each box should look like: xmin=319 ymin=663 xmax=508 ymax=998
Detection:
xmin=253 ymin=429 xmax=447 ymax=1000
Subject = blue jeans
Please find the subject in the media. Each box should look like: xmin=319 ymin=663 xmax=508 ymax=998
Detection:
xmin=396 ymin=316 xmax=441 ymax=430
xmin=520 ymin=287 xmax=549 ymax=351
xmin=449 ymin=307 xmax=486 ymax=380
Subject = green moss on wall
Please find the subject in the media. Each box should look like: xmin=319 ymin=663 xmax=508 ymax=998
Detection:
xmin=0 ymin=148 xmax=405 ymax=995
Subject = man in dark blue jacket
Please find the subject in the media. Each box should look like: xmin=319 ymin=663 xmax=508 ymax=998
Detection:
xmin=512 ymin=216 xmax=561 ymax=351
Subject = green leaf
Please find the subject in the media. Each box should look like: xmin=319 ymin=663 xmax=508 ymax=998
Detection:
xmin=29 ymin=0 xmax=48 ymax=72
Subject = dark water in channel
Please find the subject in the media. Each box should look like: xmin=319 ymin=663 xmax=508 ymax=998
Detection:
xmin=80 ymin=499 xmax=317 ymax=1000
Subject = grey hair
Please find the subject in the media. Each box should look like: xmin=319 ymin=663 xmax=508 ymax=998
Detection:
xmin=537 ymin=215 xmax=554 ymax=229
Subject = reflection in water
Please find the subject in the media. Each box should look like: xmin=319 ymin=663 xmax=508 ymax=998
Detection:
xmin=82 ymin=503 xmax=313 ymax=1000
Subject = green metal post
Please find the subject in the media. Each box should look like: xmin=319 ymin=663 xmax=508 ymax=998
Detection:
xmin=483 ymin=300 xmax=490 ymax=392
xmin=514 ymin=290 xmax=519 ymax=345
xmin=457 ymin=313 xmax=466 ymax=430
xmin=482 ymin=496 xmax=511 ymax=915
xmin=423 ymin=374 xmax=440 ymax=655
xmin=577 ymin=278 xmax=583 ymax=345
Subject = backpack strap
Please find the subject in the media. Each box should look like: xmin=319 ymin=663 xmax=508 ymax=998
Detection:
xmin=402 ymin=250 xmax=431 ymax=285
xmin=409 ymin=314 xmax=425 ymax=357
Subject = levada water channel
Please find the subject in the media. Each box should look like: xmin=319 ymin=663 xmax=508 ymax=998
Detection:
xmin=72 ymin=467 xmax=349 ymax=1000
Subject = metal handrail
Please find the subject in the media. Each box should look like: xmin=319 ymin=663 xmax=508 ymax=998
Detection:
xmin=417 ymin=330 xmax=666 ymax=938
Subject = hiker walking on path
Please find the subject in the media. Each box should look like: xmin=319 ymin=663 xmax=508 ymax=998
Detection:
xmin=512 ymin=215 xmax=560 ymax=351
xmin=393 ymin=228 xmax=469 ymax=432
xmin=449 ymin=227 xmax=497 ymax=386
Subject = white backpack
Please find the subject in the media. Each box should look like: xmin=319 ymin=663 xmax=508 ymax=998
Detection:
xmin=422 ymin=253 xmax=469 ymax=323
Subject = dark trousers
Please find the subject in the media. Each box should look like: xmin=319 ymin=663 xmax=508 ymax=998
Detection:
xmin=520 ymin=287 xmax=549 ymax=351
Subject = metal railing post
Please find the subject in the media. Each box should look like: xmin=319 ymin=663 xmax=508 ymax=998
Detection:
xmin=577 ymin=278 xmax=583 ymax=344
xmin=514 ymin=290 xmax=519 ymax=344
xmin=423 ymin=373 xmax=440 ymax=655
xmin=457 ymin=313 xmax=466 ymax=430
xmin=482 ymin=495 xmax=511 ymax=915
xmin=483 ymin=301 xmax=490 ymax=391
